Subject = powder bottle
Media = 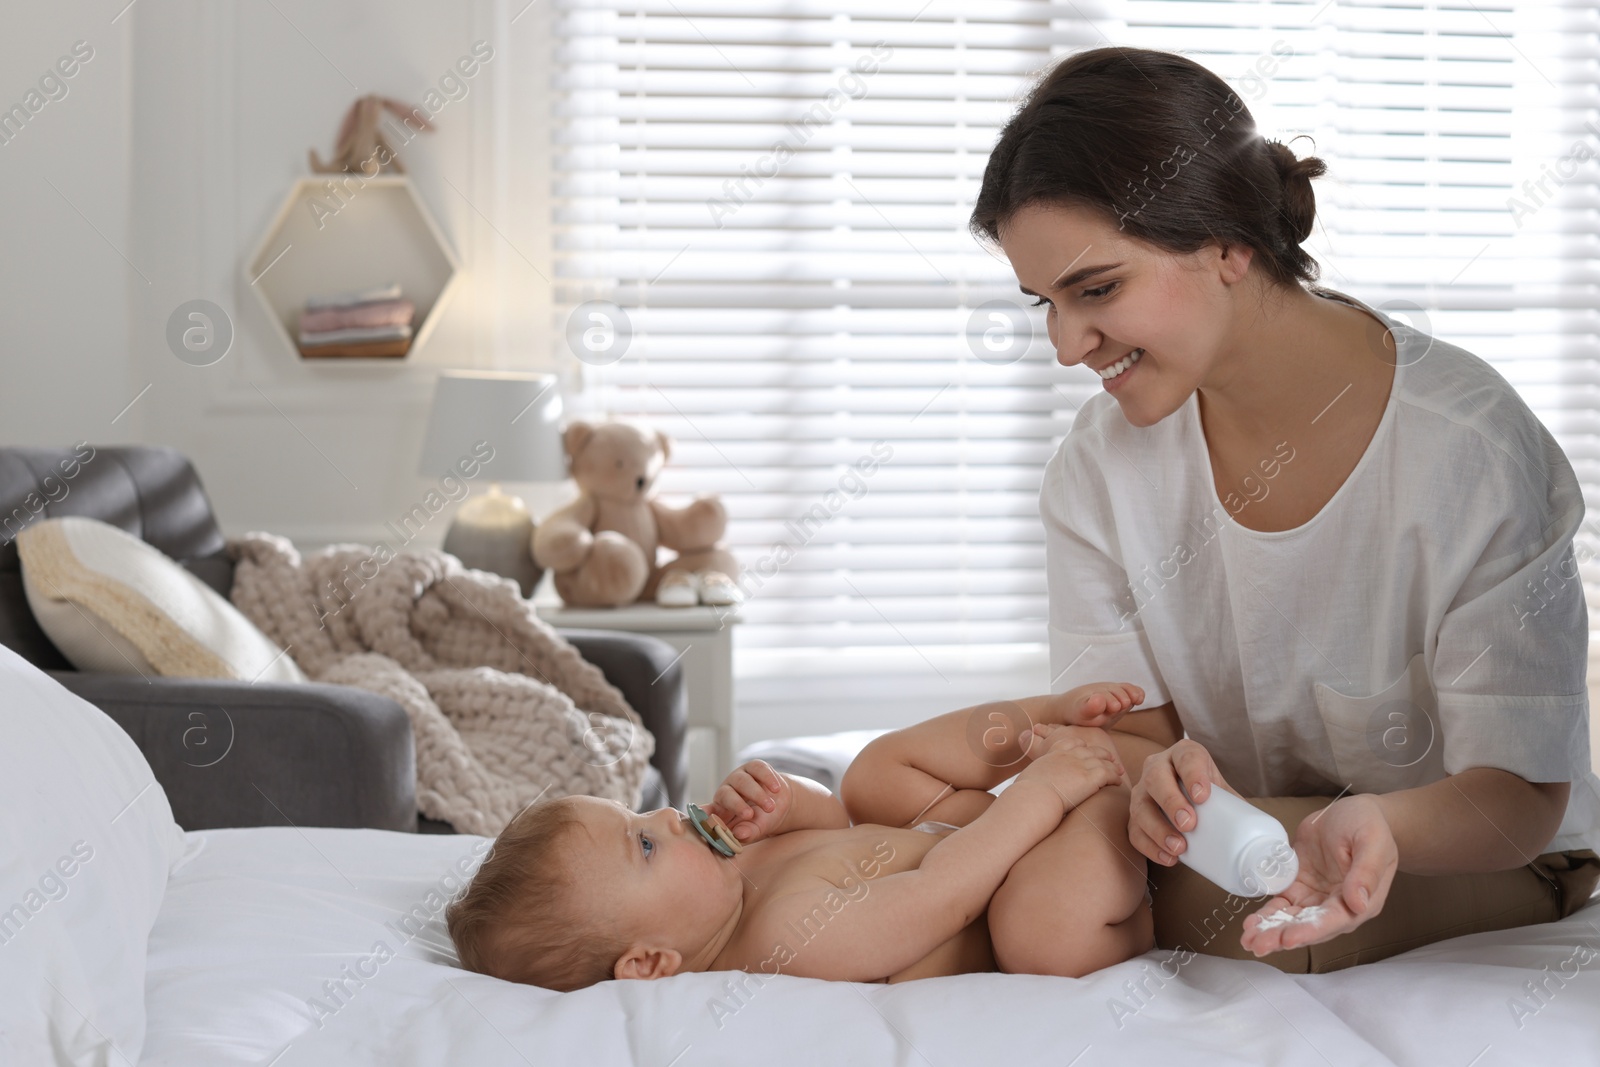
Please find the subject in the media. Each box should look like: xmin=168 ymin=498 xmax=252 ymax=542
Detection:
xmin=1176 ymin=784 xmax=1299 ymax=897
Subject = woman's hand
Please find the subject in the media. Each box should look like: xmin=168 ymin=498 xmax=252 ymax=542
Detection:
xmin=1239 ymin=794 xmax=1399 ymax=957
xmin=704 ymin=759 xmax=793 ymax=844
xmin=1127 ymin=738 xmax=1241 ymax=866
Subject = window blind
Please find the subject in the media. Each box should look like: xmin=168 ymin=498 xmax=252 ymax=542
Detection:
xmin=551 ymin=2 xmax=1600 ymax=702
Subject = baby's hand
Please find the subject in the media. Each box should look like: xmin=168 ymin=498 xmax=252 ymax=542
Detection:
xmin=704 ymin=759 xmax=793 ymax=844
xmin=1055 ymin=682 xmax=1144 ymax=728
xmin=1023 ymin=724 xmax=1127 ymax=785
xmin=1014 ymin=737 xmax=1128 ymax=811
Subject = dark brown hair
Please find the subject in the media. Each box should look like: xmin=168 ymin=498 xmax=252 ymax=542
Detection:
xmin=971 ymin=46 xmax=1327 ymax=290
xmin=446 ymin=795 xmax=632 ymax=992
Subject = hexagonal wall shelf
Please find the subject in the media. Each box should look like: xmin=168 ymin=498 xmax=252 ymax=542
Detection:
xmin=243 ymin=175 xmax=460 ymax=362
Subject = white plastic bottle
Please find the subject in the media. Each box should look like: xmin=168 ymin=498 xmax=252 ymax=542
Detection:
xmin=1175 ymin=785 xmax=1299 ymax=897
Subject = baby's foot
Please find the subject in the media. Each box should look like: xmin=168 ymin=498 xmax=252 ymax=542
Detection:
xmin=1068 ymin=682 xmax=1144 ymax=726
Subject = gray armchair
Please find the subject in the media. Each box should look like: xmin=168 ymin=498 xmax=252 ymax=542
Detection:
xmin=0 ymin=445 xmax=687 ymax=832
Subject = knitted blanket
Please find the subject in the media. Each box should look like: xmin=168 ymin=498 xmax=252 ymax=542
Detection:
xmin=226 ymin=532 xmax=653 ymax=836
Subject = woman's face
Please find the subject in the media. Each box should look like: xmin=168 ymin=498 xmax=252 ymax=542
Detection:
xmin=997 ymin=200 xmax=1251 ymax=428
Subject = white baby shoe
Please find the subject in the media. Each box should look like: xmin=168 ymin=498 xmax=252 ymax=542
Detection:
xmin=697 ymin=569 xmax=743 ymax=606
xmin=656 ymin=569 xmax=700 ymax=608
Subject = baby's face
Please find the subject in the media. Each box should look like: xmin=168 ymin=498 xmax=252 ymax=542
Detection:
xmin=564 ymin=796 xmax=743 ymax=953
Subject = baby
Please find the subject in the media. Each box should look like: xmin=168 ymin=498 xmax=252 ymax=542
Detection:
xmin=446 ymin=683 xmax=1156 ymax=990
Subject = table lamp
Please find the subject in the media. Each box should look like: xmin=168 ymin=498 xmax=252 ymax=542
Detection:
xmin=419 ymin=370 xmax=566 ymax=597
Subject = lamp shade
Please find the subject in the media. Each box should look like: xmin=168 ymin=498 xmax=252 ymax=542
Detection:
xmin=418 ymin=371 xmax=566 ymax=482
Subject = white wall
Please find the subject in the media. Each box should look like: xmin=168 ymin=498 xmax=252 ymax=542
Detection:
xmin=0 ymin=3 xmax=137 ymax=446
xmin=0 ymin=0 xmax=569 ymax=546
xmin=123 ymin=0 xmax=575 ymax=549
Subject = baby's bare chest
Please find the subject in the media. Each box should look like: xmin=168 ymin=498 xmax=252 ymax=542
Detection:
xmin=717 ymin=823 xmax=990 ymax=982
xmin=764 ymin=823 xmax=932 ymax=890
xmin=717 ymin=825 xmax=943 ymax=956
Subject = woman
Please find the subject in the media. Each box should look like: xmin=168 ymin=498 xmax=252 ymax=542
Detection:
xmin=970 ymin=46 xmax=1600 ymax=974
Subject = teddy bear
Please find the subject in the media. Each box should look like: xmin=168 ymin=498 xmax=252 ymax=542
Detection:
xmin=531 ymin=420 xmax=742 ymax=609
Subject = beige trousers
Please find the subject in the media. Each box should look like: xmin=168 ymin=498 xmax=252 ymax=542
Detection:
xmin=1147 ymin=795 xmax=1600 ymax=974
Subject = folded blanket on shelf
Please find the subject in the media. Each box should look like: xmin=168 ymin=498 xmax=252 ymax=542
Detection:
xmin=304 ymin=281 xmax=402 ymax=311
xmin=299 ymin=297 xmax=415 ymax=334
xmin=297 ymin=338 xmax=412 ymax=359
xmin=297 ymin=323 xmax=414 ymax=347
xmin=226 ymin=532 xmax=654 ymax=835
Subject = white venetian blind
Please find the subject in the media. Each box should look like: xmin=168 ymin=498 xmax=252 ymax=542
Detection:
xmin=550 ymin=1 xmax=1600 ymax=702
xmin=551 ymin=1 xmax=1111 ymax=674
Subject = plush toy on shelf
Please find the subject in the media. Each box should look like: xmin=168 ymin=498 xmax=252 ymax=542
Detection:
xmin=532 ymin=420 xmax=742 ymax=609
xmin=308 ymin=94 xmax=433 ymax=176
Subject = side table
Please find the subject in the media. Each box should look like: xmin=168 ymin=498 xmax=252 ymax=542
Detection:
xmin=535 ymin=601 xmax=741 ymax=805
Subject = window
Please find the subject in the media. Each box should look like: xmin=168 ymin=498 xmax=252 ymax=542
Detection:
xmin=551 ymin=1 xmax=1600 ymax=727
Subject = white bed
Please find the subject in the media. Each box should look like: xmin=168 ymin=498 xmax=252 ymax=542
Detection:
xmin=6 ymin=644 xmax=1598 ymax=1067
xmin=140 ymin=825 xmax=1599 ymax=1066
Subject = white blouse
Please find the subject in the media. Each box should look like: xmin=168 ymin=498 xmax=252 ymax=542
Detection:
xmin=1042 ymin=287 xmax=1600 ymax=854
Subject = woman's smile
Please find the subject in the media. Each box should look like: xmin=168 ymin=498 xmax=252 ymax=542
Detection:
xmin=1097 ymin=348 xmax=1144 ymax=391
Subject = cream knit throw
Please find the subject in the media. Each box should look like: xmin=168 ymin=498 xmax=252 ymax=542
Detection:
xmin=226 ymin=531 xmax=654 ymax=836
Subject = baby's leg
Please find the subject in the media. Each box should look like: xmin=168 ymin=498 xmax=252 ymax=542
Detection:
xmin=986 ymin=782 xmax=1155 ymax=978
xmin=839 ymin=752 xmax=999 ymax=830
xmin=839 ymin=703 xmax=1033 ymax=828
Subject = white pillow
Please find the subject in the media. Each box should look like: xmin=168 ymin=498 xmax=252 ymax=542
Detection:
xmin=16 ymin=516 xmax=305 ymax=683
xmin=0 ymin=641 xmax=187 ymax=1066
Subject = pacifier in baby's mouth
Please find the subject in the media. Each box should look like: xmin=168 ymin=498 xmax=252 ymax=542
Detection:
xmin=687 ymin=803 xmax=744 ymax=857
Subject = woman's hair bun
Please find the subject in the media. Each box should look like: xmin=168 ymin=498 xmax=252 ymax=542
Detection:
xmin=1263 ymin=138 xmax=1327 ymax=246
xmin=970 ymin=47 xmax=1333 ymax=289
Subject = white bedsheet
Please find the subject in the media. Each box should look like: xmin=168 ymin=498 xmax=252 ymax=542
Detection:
xmin=138 ymin=826 xmax=1600 ymax=1066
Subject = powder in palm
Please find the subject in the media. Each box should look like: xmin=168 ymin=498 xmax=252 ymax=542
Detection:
xmin=1253 ymin=904 xmax=1330 ymax=931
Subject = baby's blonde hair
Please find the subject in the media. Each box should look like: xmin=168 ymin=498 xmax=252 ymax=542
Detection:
xmin=446 ymin=795 xmax=632 ymax=991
